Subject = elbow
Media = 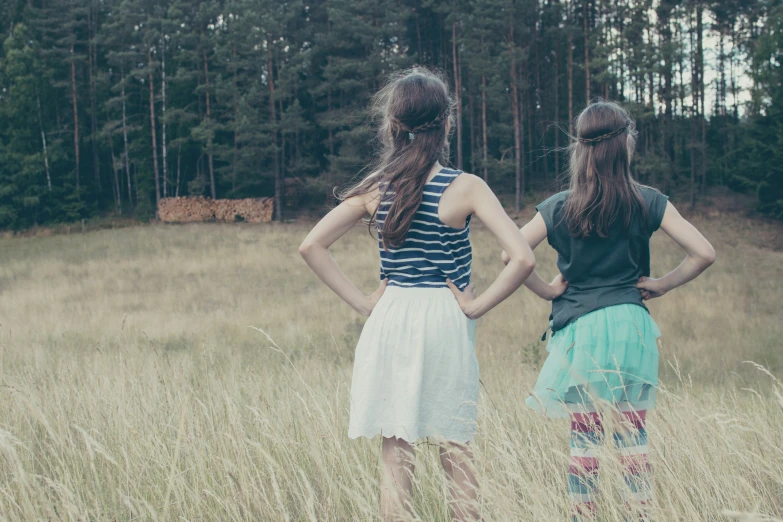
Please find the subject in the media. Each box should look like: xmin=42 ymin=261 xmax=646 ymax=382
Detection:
xmin=298 ymin=239 xmax=315 ymax=259
xmin=697 ymin=243 xmax=716 ymax=270
xmin=508 ymin=253 xmax=536 ymax=277
xmin=701 ymin=245 xmax=716 ymax=268
xmin=525 ymin=256 xmax=537 ymax=275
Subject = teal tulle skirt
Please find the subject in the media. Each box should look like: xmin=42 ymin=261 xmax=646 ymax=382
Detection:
xmin=526 ymin=304 xmax=660 ymax=418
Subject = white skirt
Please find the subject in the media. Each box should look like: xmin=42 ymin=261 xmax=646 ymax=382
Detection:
xmin=348 ymin=286 xmax=479 ymax=443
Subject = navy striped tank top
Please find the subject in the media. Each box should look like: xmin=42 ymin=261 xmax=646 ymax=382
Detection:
xmin=376 ymin=168 xmax=472 ymax=290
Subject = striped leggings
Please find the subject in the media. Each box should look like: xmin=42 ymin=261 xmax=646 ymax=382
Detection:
xmin=569 ymin=408 xmax=651 ymax=520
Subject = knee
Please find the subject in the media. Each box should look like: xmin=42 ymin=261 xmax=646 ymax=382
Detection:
xmin=382 ymin=437 xmax=414 ymax=466
xmin=439 ymin=443 xmax=473 ymax=477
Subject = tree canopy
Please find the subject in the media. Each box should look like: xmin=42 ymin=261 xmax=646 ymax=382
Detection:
xmin=0 ymin=0 xmax=781 ymax=229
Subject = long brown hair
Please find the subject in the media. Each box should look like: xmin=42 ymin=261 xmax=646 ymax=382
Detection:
xmin=340 ymin=67 xmax=453 ymax=249
xmin=564 ymin=100 xmax=647 ymax=238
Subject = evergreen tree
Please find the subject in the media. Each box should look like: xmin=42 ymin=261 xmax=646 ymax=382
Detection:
xmin=0 ymin=0 xmax=781 ymax=229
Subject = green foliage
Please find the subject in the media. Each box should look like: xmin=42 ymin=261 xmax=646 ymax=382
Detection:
xmin=0 ymin=0 xmax=781 ymax=229
xmin=735 ymin=3 xmax=783 ymax=217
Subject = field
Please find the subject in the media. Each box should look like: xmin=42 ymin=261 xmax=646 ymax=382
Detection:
xmin=0 ymin=211 xmax=782 ymax=521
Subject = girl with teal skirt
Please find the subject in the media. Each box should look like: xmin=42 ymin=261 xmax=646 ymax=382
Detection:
xmin=504 ymin=101 xmax=715 ymax=519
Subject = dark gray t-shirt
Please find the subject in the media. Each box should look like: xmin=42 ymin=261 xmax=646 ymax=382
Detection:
xmin=537 ymin=186 xmax=669 ymax=332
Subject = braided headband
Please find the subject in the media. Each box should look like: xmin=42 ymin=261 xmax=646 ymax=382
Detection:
xmin=392 ymin=112 xmax=447 ymax=140
xmin=577 ymin=120 xmax=630 ymax=145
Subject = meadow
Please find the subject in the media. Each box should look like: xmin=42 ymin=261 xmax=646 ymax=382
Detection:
xmin=0 ymin=210 xmax=782 ymax=521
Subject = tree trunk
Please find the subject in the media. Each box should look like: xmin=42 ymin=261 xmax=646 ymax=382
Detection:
xmin=481 ymin=72 xmax=488 ymax=182
xmin=509 ymin=19 xmax=523 ymax=213
xmin=525 ymin=84 xmax=532 ymax=180
xmin=690 ymin=9 xmax=697 ymax=209
xmin=121 ymin=69 xmax=132 ymax=206
xmin=37 ymin=95 xmax=52 ymax=192
xmin=133 ymin=162 xmax=140 ymax=204
xmin=677 ymin=23 xmax=686 ymax=121
xmin=88 ymin=2 xmax=100 ymax=192
xmin=452 ymin=20 xmax=462 ymax=169
xmin=267 ymin=37 xmax=282 ymax=221
xmin=279 ymin=96 xmax=286 ymax=182
xmin=468 ymin=87 xmax=476 ymax=173
xmin=718 ymin=31 xmax=726 ymax=116
xmin=697 ymin=3 xmax=706 ymax=196
xmin=416 ymin=0 xmax=423 ymax=62
xmin=108 ymin=123 xmax=121 ymax=213
xmin=233 ymin=45 xmax=238 ymax=192
xmin=555 ymin=33 xmax=560 ymax=175
xmin=161 ymin=36 xmax=168 ymax=198
xmin=583 ymin=0 xmax=590 ymax=103
xmin=568 ymin=0 xmax=574 ymax=134
xmin=327 ymin=92 xmax=334 ymax=156
xmin=659 ymin=3 xmax=674 ymax=190
xmin=70 ymin=42 xmax=80 ymax=194
xmin=203 ymin=50 xmax=216 ymax=199
xmin=326 ymin=17 xmax=334 ymax=158
xmin=618 ymin=0 xmax=625 ymax=99
xmin=598 ymin=0 xmax=607 ymax=98
xmin=441 ymin=14 xmax=447 ymax=71
xmin=730 ymin=29 xmax=739 ymax=119
xmin=147 ymin=46 xmax=161 ymax=212
xmin=647 ymin=24 xmax=654 ymax=109
xmin=535 ymin=11 xmax=545 ymax=179
xmin=176 ymin=144 xmax=181 ymax=197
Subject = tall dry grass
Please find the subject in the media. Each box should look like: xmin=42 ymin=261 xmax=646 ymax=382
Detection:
xmin=0 ymin=214 xmax=781 ymax=521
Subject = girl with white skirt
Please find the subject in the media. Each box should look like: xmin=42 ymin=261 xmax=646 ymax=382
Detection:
xmin=299 ymin=67 xmax=536 ymax=521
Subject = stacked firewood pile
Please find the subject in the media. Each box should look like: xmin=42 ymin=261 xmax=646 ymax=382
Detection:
xmin=158 ymin=197 xmax=274 ymax=223
xmin=158 ymin=197 xmax=214 ymax=223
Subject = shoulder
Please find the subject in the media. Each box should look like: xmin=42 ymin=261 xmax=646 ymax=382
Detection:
xmin=447 ymin=172 xmax=489 ymax=196
xmin=442 ymin=173 xmax=499 ymax=219
xmin=536 ymin=190 xmax=570 ymax=215
xmin=535 ymin=190 xmax=569 ymax=232
xmin=637 ymin=184 xmax=668 ymax=202
xmin=636 ymin=184 xmax=669 ymax=231
xmin=344 ymin=184 xmax=381 ymax=215
xmin=451 ymin=172 xmax=484 ymax=188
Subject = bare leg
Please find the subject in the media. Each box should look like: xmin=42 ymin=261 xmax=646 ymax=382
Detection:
xmin=439 ymin=442 xmax=480 ymax=521
xmin=381 ymin=436 xmax=416 ymax=521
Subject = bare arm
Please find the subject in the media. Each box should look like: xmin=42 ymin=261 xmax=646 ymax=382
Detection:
xmin=516 ymin=213 xmax=568 ymax=301
xmin=299 ymin=192 xmax=387 ymax=316
xmin=636 ymin=202 xmax=716 ymax=300
xmin=447 ymin=176 xmax=536 ymax=319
